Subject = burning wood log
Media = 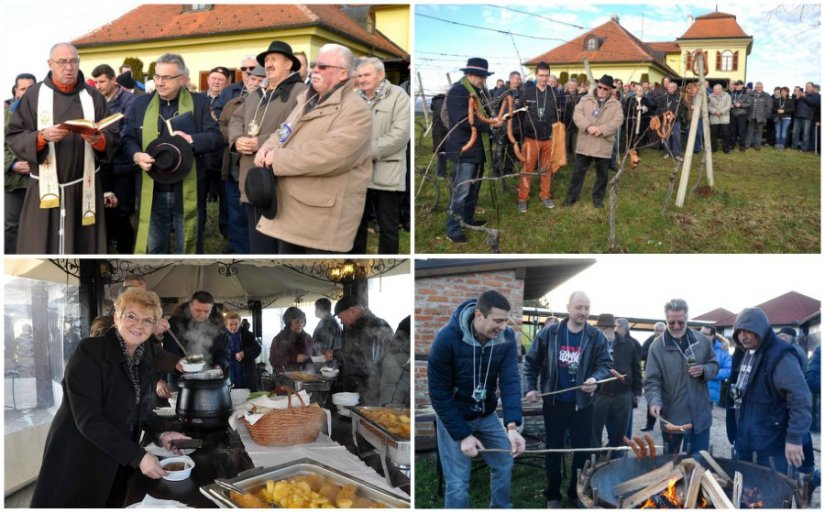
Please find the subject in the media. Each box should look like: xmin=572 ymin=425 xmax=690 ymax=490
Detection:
xmin=683 ymin=466 xmax=703 ymax=508
xmin=700 ymin=469 xmax=735 ymax=509
xmin=612 ymin=461 xmax=675 ymax=497
xmin=732 ymin=470 xmax=744 ymax=508
xmin=699 ymin=450 xmax=733 ymax=483
xmin=620 ymin=467 xmax=685 ymax=509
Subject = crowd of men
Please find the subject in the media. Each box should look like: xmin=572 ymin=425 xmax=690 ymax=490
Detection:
xmin=4 ymin=41 xmax=410 ymax=255
xmin=431 ymin=58 xmax=821 ymax=243
xmin=428 ymin=290 xmax=819 ymax=508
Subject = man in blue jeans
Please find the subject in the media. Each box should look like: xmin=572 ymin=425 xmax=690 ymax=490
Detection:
xmin=443 ymin=58 xmax=502 ymax=243
xmin=428 ymin=290 xmax=526 ymax=508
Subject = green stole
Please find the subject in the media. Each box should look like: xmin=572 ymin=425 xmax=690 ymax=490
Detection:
xmin=460 ymin=76 xmax=490 ymax=117
xmin=134 ymin=89 xmax=198 ymax=254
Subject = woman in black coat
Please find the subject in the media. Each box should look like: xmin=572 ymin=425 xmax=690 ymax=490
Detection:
xmin=224 ymin=311 xmax=262 ymax=391
xmin=30 ymin=288 xmax=190 ymax=507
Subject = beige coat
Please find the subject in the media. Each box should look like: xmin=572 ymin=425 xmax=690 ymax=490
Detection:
xmin=573 ymin=93 xmax=624 ymax=159
xmin=366 ymin=81 xmax=410 ymax=192
xmin=228 ymin=78 xmax=307 ymax=203
xmin=257 ymin=79 xmax=372 ymax=252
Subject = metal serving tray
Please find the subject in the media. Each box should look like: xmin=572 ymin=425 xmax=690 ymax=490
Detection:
xmin=348 ymin=407 xmax=411 ymax=467
xmin=199 ymin=457 xmax=410 ymax=508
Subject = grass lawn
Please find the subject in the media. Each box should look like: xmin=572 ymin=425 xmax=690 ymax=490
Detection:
xmin=414 ymin=451 xmax=578 ymax=508
xmin=414 ymin=117 xmax=820 ymax=253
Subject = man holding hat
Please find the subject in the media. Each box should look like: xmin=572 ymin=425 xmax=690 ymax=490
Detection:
xmin=563 ymin=74 xmax=623 ymax=208
xmin=229 ymin=41 xmax=306 ymax=254
xmin=443 ymin=57 xmax=501 ymax=243
xmin=123 ymin=52 xmax=224 ymax=254
xmin=332 ymin=296 xmax=393 ymax=405
xmin=253 ymin=43 xmax=372 ymax=253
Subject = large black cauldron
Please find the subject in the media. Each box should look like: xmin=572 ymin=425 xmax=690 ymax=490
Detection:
xmin=578 ymin=454 xmax=796 ymax=508
xmin=176 ymin=376 xmax=232 ymax=433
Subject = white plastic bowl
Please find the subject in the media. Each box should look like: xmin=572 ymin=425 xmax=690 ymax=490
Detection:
xmin=331 ymin=392 xmax=359 ymax=406
xmin=181 ymin=361 xmax=205 ymax=373
xmin=320 ymin=367 xmax=340 ymax=378
xmin=159 ymin=455 xmax=195 ymax=481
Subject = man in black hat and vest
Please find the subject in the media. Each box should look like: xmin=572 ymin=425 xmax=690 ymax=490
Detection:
xmin=123 ymin=52 xmax=224 ymax=254
xmin=229 ymin=41 xmax=306 ymax=254
xmin=443 ymin=57 xmax=502 ymax=244
xmin=563 ymin=74 xmax=624 ymax=208
xmin=6 ymin=42 xmax=118 ymax=254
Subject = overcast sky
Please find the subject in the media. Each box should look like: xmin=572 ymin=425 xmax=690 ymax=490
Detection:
xmin=415 ymin=3 xmax=821 ymax=97
xmin=540 ymin=255 xmax=822 ymax=322
xmin=2 ymin=0 xmax=143 ymax=94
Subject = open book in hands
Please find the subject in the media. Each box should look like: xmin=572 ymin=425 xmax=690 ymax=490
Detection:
xmin=55 ymin=112 xmax=124 ymax=135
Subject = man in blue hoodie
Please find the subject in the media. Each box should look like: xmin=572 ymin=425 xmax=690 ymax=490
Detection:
xmin=524 ymin=291 xmax=612 ymax=508
xmin=428 ymin=290 xmax=526 ymax=508
xmin=727 ymin=307 xmax=811 ymax=475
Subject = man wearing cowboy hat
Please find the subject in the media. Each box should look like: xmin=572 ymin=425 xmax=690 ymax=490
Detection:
xmin=123 ymin=52 xmax=224 ymax=254
xmin=563 ymin=74 xmax=624 ymax=208
xmin=442 ymin=57 xmax=502 ymax=244
xmin=229 ymin=40 xmax=306 ymax=254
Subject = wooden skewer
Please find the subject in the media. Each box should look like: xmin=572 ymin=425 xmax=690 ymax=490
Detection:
xmin=479 ymin=444 xmax=663 ymax=454
xmin=538 ymin=374 xmax=626 ymax=397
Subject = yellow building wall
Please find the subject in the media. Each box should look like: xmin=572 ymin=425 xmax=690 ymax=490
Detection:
xmin=78 ymin=28 xmax=400 ymax=92
xmin=543 ymin=63 xmax=666 ymax=87
xmin=374 ymin=5 xmax=410 ymax=53
xmin=676 ymin=39 xmax=751 ymax=83
xmin=664 ymin=52 xmax=681 ymax=76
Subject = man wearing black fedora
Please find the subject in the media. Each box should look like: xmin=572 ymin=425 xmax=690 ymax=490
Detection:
xmin=444 ymin=57 xmax=502 ymax=244
xmin=123 ymin=52 xmax=224 ymax=254
xmin=563 ymin=74 xmax=624 ymax=208
xmin=229 ymin=40 xmax=307 ymax=254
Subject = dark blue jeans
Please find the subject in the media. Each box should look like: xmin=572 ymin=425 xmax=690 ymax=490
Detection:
xmin=662 ymin=426 xmax=709 ymax=458
xmin=446 ymin=161 xmax=482 ymax=239
xmin=148 ymin=191 xmax=185 ymax=254
xmin=224 ymin=178 xmax=249 ymax=254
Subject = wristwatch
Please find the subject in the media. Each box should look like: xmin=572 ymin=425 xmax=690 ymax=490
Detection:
xmin=507 ymin=422 xmax=518 ymax=431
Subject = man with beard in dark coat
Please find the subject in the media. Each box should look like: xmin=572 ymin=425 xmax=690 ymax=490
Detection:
xmin=332 ymin=296 xmax=394 ymax=405
xmin=6 ymin=43 xmax=119 ymax=254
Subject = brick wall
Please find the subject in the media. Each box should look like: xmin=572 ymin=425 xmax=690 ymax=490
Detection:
xmin=414 ymin=270 xmax=525 ymax=411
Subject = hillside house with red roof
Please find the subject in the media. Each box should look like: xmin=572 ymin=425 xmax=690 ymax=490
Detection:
xmin=72 ymin=4 xmax=409 ymax=91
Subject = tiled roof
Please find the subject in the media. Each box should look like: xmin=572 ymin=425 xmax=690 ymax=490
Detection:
xmin=679 ymin=11 xmax=750 ymax=39
xmin=647 ymin=41 xmax=680 ymax=53
xmin=694 ymin=307 xmax=737 ymax=324
xmin=72 ymin=4 xmax=406 ymax=58
xmin=713 ymin=291 xmax=820 ymax=327
xmin=525 ymin=19 xmax=679 ymax=76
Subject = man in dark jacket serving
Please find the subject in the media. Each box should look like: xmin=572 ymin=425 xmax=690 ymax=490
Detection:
xmin=428 ymin=290 xmax=525 ymax=508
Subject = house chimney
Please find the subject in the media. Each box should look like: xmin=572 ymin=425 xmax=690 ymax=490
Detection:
xmin=688 ymin=14 xmax=694 ymax=26
xmin=611 ymin=14 xmax=620 ymax=24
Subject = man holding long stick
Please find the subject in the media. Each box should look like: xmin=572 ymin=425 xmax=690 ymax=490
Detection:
xmin=428 ymin=290 xmax=526 ymax=508
xmin=524 ymin=290 xmax=612 ymax=508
